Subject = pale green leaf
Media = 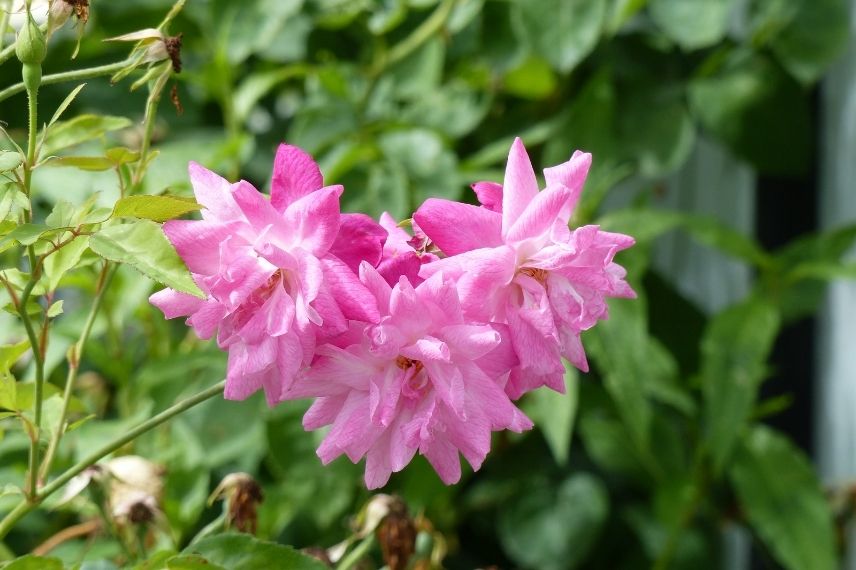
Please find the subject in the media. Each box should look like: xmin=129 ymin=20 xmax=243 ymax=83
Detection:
xmin=182 ymin=534 xmax=328 ymax=570
xmin=42 ymin=115 xmax=132 ymax=156
xmin=112 ymin=195 xmax=202 ymax=223
xmin=46 ymin=300 xmax=64 ymax=318
xmin=0 ymin=151 xmax=23 ymax=174
xmin=48 ymin=83 xmax=87 ymax=127
xmin=89 ymin=220 xmax=203 ymax=297
xmin=44 ymin=156 xmax=115 ymax=171
xmin=43 ymin=235 xmax=90 ymax=291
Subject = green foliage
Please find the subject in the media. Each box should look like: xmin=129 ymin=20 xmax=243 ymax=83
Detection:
xmin=729 ymin=426 xmax=837 ymax=570
xmin=0 ymin=0 xmax=849 ymax=568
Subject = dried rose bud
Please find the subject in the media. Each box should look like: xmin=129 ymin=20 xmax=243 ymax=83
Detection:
xmin=209 ymin=472 xmax=264 ymax=534
xmin=105 ymin=455 xmax=165 ymax=523
xmin=376 ymin=496 xmax=416 ymax=570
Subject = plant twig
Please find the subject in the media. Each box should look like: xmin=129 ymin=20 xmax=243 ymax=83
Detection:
xmin=0 ymin=380 xmax=226 ymax=540
xmin=0 ymin=58 xmax=134 ymax=103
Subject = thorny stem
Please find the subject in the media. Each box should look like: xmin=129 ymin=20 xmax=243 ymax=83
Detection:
xmin=21 ymin=76 xmax=45 ymax=500
xmin=39 ymin=263 xmax=115 ymax=483
xmin=0 ymin=58 xmax=134 ymax=103
xmin=0 ymin=380 xmax=227 ymax=540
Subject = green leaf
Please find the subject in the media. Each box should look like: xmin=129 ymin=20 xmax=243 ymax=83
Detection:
xmin=514 ymin=0 xmax=607 ymax=73
xmin=680 ymin=213 xmax=771 ymax=266
xmin=112 ymin=196 xmax=202 ymax=223
xmin=587 ymin=298 xmax=656 ymax=452
xmin=0 ymin=151 xmax=23 ymax=174
xmin=48 ymin=83 xmax=87 ymax=127
xmin=521 ymin=362 xmax=578 ymax=465
xmin=46 ymin=300 xmax=64 ymax=318
xmin=702 ymin=300 xmax=780 ymax=471
xmin=0 ymin=372 xmax=16 ymax=411
xmin=0 ymin=223 xmax=49 ymax=250
xmin=688 ymin=54 xmax=811 ymax=176
xmin=2 ymin=553 xmax=62 ymax=570
xmin=498 ymin=474 xmax=609 ymax=570
xmin=105 ymin=147 xmax=141 ymax=165
xmin=41 ymin=115 xmax=132 ymax=156
xmin=767 ymin=0 xmax=848 ymax=84
xmin=729 ymin=426 xmax=837 ymax=570
xmin=182 ymin=534 xmax=328 ymax=570
xmin=43 ymin=235 xmax=90 ymax=291
xmin=44 ymin=156 xmax=115 ymax=171
xmin=503 ymin=55 xmax=558 ymax=100
xmin=89 ymin=220 xmax=203 ymax=297
xmin=166 ymin=554 xmax=227 ymax=570
xmin=649 ymin=0 xmax=737 ymax=50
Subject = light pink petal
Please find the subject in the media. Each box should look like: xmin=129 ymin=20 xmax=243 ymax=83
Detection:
xmin=329 ymin=213 xmax=387 ymax=272
xmin=189 ymin=162 xmax=242 ymax=222
xmin=543 ymin=149 xmax=591 ymax=218
xmin=162 ymin=219 xmax=236 ymax=275
xmin=389 ymin=277 xmax=431 ymax=336
xmin=501 ymin=138 xmax=540 ymax=237
xmin=507 ymin=301 xmax=563 ymax=377
xmin=149 ymin=288 xmax=203 ymax=319
xmin=401 ymin=337 xmax=451 ymax=363
xmin=453 ymin=247 xmax=517 ymax=322
xmin=441 ymin=324 xmax=501 ymax=360
xmin=416 ymin=272 xmax=462 ymax=323
xmin=505 ymin=184 xmax=573 ymax=244
xmin=283 ymin=185 xmax=343 ymax=255
xmin=321 ymin=256 xmax=380 ymax=323
xmin=423 ymin=361 xmax=465 ymax=418
xmin=186 ymin=300 xmax=226 ymax=340
xmin=270 ymin=143 xmax=324 ymax=212
xmin=359 ymin=261 xmax=392 ymax=315
xmin=231 ymin=180 xmax=283 ymax=236
xmin=413 ymin=198 xmax=502 ymax=256
xmin=369 ymin=367 xmax=402 ymax=427
xmin=421 ymin=436 xmax=461 ymax=485
xmin=474 ymin=323 xmax=519 ymax=381
xmin=303 ymin=395 xmax=348 ymax=429
xmin=471 ymin=181 xmax=503 ymax=212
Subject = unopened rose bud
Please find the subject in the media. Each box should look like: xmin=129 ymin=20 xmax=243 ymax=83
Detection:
xmin=16 ymin=9 xmax=47 ymax=65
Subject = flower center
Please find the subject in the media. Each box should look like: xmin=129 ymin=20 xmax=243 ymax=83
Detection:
xmin=519 ymin=267 xmax=548 ymax=284
xmin=397 ymin=356 xmax=429 ymax=399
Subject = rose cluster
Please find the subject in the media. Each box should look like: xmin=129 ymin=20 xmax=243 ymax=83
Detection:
xmin=150 ymin=138 xmax=635 ymax=488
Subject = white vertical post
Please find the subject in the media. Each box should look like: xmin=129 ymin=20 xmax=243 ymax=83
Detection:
xmin=818 ymin=1 xmax=856 ymax=567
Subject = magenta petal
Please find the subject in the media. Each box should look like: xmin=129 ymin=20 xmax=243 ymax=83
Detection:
xmin=359 ymin=261 xmax=392 ymax=315
xmin=501 ymin=138 xmax=540 ymax=236
xmin=505 ymin=185 xmax=573 ymax=244
xmin=321 ymin=256 xmax=380 ymax=323
xmin=471 ymin=181 xmax=503 ymax=212
xmin=149 ymin=288 xmax=203 ymax=319
xmin=413 ymin=198 xmax=502 ymax=256
xmin=329 ymin=213 xmax=387 ymax=272
xmin=283 ymin=185 xmax=343 ymax=256
xmin=270 ymin=143 xmax=324 ymax=212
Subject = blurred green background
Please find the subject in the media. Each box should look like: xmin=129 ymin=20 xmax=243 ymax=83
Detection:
xmin=1 ymin=0 xmax=854 ymax=568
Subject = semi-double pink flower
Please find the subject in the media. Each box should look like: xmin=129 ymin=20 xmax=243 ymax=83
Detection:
xmin=150 ymin=145 xmax=378 ymax=405
xmin=284 ymin=264 xmax=532 ymax=488
xmin=414 ymin=138 xmax=635 ymax=399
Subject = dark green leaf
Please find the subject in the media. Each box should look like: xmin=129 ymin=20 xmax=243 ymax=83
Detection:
xmin=112 ymin=196 xmax=202 ymax=222
xmin=1 ymin=555 xmax=64 ymax=569
xmin=649 ymin=0 xmax=737 ymax=50
xmin=498 ymin=474 xmax=609 ymax=570
xmin=166 ymin=554 xmax=226 ymax=570
xmin=702 ymin=300 xmax=780 ymax=471
xmin=729 ymin=426 xmax=837 ymax=570
xmin=514 ymin=0 xmax=607 ymax=73
xmin=89 ymin=220 xmax=203 ymax=297
xmin=689 ymin=54 xmax=811 ymax=176
xmin=182 ymin=534 xmax=328 ymax=570
xmin=521 ymin=362 xmax=578 ymax=465
xmin=768 ymin=0 xmax=848 ymax=84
